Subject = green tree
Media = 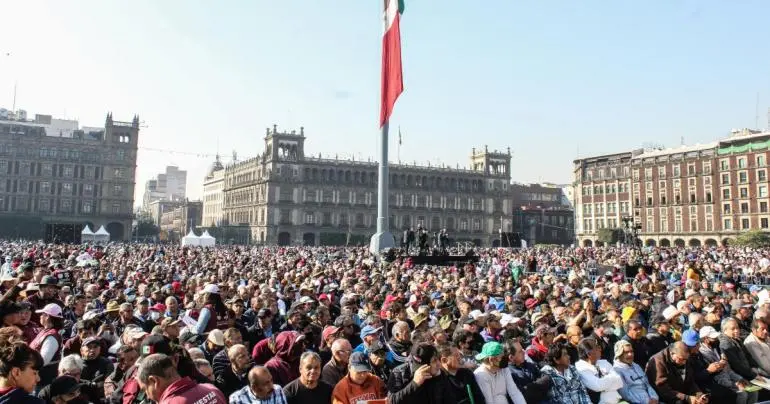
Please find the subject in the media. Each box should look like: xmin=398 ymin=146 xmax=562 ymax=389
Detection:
xmin=734 ymin=229 xmax=770 ymax=248
xmin=597 ymin=228 xmax=623 ymax=245
xmin=135 ymin=220 xmax=160 ymax=238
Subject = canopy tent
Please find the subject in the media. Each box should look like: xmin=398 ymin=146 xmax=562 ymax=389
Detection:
xmin=93 ymin=226 xmax=110 ymax=243
xmin=199 ymin=230 xmax=216 ymax=247
xmin=181 ymin=230 xmax=200 ymax=246
xmin=81 ymin=225 xmax=94 ymax=243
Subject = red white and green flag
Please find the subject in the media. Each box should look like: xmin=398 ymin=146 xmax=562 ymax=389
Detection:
xmin=380 ymin=0 xmax=404 ymax=128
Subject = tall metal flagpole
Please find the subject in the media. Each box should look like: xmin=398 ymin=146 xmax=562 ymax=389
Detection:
xmin=370 ymin=121 xmax=395 ymax=254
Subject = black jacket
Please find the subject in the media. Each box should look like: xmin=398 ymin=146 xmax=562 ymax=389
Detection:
xmin=623 ymin=335 xmax=652 ymax=369
xmin=81 ymin=356 xmax=115 ymax=403
xmin=386 ymin=362 xmax=456 ymax=404
xmin=215 ymin=365 xmax=251 ymax=398
xmin=592 ymin=332 xmax=619 ymax=362
xmin=646 ymin=332 xmax=674 ymax=357
xmin=444 ymin=368 xmax=486 ymax=404
xmin=718 ymin=334 xmax=757 ymax=380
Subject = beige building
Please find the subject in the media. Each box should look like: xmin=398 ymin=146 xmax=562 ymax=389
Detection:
xmin=210 ymin=125 xmax=513 ymax=246
xmin=0 ymin=111 xmax=139 ymax=241
xmin=159 ymin=200 xmax=202 ymax=241
xmin=202 ymin=156 xmax=225 ymax=227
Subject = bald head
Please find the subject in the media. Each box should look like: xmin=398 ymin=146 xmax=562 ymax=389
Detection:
xmin=331 ymin=338 xmax=352 ymax=353
xmin=248 ymin=366 xmax=271 ymax=387
xmin=670 ymin=341 xmax=689 ymax=356
xmin=227 ymin=344 xmax=248 ymax=359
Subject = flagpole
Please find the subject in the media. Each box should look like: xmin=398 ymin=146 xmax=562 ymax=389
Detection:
xmin=397 ymin=126 xmax=401 ymax=163
xmin=370 ymin=120 xmax=395 ymax=254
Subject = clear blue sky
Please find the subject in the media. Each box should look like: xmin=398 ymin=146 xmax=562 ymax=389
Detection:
xmin=2 ymin=1 xmax=770 ymax=203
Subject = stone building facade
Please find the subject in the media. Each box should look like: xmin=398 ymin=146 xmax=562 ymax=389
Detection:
xmin=0 ymin=112 xmax=139 ymax=241
xmin=212 ymin=125 xmax=514 ymax=246
xmin=574 ymin=128 xmax=770 ymax=248
xmin=510 ymin=183 xmax=574 ymax=246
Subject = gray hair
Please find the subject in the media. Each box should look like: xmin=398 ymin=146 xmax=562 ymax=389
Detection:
xmin=187 ymin=347 xmax=205 ymax=361
xmin=136 ymin=353 xmax=177 ymax=384
xmin=392 ymin=321 xmax=410 ymax=336
xmin=721 ymin=317 xmax=738 ymax=331
xmin=58 ymin=354 xmax=84 ymax=374
xmin=300 ymin=351 xmax=321 ymax=365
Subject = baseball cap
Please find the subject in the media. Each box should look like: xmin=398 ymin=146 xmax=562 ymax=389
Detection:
xmin=82 ymin=336 xmax=101 ymax=346
xmin=207 ymin=329 xmax=225 ymax=346
xmin=322 ymin=326 xmax=340 ymax=341
xmin=348 ymin=352 xmax=372 ymax=372
xmin=360 ymin=325 xmax=382 ymax=339
xmin=476 ymin=341 xmax=504 ymax=360
xmin=49 ymin=376 xmax=84 ymax=398
xmin=203 ymin=284 xmax=220 ymax=294
xmin=140 ymin=335 xmax=175 ymax=357
xmin=35 ymin=303 xmax=63 ymax=318
xmin=257 ymin=308 xmax=272 ymax=318
xmin=699 ymin=326 xmax=720 ymax=339
xmin=150 ymin=303 xmax=166 ymax=312
xmin=682 ymin=329 xmax=700 ymax=347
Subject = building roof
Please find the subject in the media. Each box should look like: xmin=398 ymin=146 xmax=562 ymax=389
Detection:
xmin=632 ymin=142 xmax=717 ymax=159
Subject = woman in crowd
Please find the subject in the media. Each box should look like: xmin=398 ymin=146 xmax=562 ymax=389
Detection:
xmin=0 ymin=342 xmax=44 ymax=403
xmin=540 ymin=342 xmax=592 ymax=404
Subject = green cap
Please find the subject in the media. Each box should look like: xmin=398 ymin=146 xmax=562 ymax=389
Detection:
xmin=475 ymin=341 xmax=504 ymax=361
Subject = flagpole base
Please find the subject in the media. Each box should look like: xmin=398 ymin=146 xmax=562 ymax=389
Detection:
xmin=369 ymin=231 xmax=396 ymax=255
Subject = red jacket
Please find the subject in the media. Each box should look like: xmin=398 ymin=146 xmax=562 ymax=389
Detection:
xmin=159 ymin=377 xmax=226 ymax=404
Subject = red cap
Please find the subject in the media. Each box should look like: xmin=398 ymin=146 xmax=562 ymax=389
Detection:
xmin=150 ymin=303 xmax=166 ymax=312
xmin=322 ymin=326 xmax=340 ymax=342
xmin=319 ymin=294 xmax=330 ymax=301
xmin=525 ymin=298 xmax=538 ymax=309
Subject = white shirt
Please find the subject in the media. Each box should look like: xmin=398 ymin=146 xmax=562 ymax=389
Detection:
xmin=473 ymin=364 xmax=526 ymax=404
xmin=575 ymin=359 xmax=623 ymax=404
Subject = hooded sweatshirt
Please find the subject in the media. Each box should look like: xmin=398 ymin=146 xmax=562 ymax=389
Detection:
xmin=265 ymin=331 xmax=303 ymax=386
xmin=158 ymin=377 xmax=226 ymax=404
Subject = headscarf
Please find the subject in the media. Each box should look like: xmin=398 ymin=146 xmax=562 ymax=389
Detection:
xmin=614 ymin=339 xmax=632 ymax=359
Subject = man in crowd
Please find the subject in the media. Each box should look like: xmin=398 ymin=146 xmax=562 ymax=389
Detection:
xmin=136 ymin=353 xmax=226 ymax=404
xmin=282 ymin=352 xmax=333 ymax=404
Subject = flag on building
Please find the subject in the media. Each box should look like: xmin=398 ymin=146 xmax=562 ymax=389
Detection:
xmin=380 ymin=0 xmax=405 ymax=128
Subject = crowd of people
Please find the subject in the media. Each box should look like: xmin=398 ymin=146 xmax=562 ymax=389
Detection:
xmin=0 ymin=241 xmax=769 ymax=404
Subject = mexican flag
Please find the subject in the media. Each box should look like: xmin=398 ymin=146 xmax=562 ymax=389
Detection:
xmin=380 ymin=0 xmax=404 ymax=128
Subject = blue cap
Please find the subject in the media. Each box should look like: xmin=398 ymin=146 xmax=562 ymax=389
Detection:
xmin=430 ymin=292 xmax=443 ymax=300
xmin=750 ymin=285 xmax=762 ymax=293
xmin=360 ymin=325 xmax=382 ymax=339
xmin=349 ymin=352 xmax=372 ymax=372
xmin=124 ymin=287 xmax=135 ymax=295
xmin=682 ymin=329 xmax=699 ymax=347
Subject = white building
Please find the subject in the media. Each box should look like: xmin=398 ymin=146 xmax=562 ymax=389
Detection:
xmin=142 ymin=166 xmax=187 ymax=208
xmin=202 ymin=156 xmax=225 ymax=227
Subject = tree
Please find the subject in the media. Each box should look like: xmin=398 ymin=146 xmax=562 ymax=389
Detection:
xmin=734 ymin=229 xmax=770 ymax=248
xmin=135 ymin=220 xmax=160 ymax=238
xmin=597 ymin=228 xmax=623 ymax=245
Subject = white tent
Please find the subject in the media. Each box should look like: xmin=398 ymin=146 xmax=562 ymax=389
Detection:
xmin=81 ymin=225 xmax=94 ymax=243
xmin=93 ymin=226 xmax=110 ymax=243
xmin=199 ymin=231 xmax=216 ymax=247
xmin=181 ymin=230 xmax=200 ymax=246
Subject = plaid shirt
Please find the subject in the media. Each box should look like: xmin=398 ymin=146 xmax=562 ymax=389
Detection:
xmin=229 ymin=384 xmax=287 ymax=404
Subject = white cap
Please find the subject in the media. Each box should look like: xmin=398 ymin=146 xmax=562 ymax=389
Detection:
xmin=662 ymin=306 xmax=679 ymax=320
xmin=684 ymin=289 xmax=697 ymax=299
xmin=500 ymin=314 xmax=519 ymax=327
xmin=207 ymin=329 xmax=225 ymax=346
xmin=699 ymin=326 xmax=720 ymax=339
xmin=35 ymin=303 xmax=63 ymax=318
xmin=203 ymin=284 xmax=219 ymax=294
xmin=469 ymin=310 xmax=483 ymax=319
